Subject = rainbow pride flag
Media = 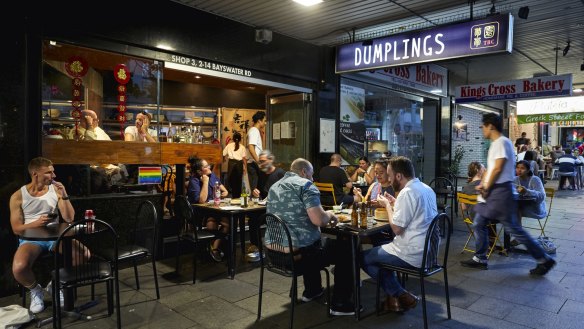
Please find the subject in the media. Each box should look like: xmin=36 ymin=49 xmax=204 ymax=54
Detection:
xmin=138 ymin=166 xmax=162 ymax=185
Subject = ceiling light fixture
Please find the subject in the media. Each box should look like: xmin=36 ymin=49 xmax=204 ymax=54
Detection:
xmin=563 ymin=41 xmax=570 ymax=56
xmin=518 ymin=6 xmax=529 ymax=19
xmin=486 ymin=0 xmax=499 ymax=17
xmin=156 ymin=44 xmax=175 ymax=51
xmin=195 ymin=75 xmax=201 ymax=79
xmin=573 ymin=88 xmax=583 ymax=93
xmin=292 ymin=0 xmax=322 ymax=6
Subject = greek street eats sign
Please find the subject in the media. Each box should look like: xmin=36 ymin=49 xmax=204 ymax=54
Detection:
xmin=516 ymin=96 xmax=584 ymax=123
xmin=336 ymin=14 xmax=513 ymax=73
xmin=455 ymin=74 xmax=572 ymax=103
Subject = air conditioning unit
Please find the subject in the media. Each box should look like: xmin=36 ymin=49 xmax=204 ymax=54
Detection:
xmin=255 ymin=29 xmax=273 ymax=44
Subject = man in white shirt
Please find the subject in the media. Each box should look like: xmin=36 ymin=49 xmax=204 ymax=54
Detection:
xmin=361 ymin=156 xmax=437 ymax=313
xmin=461 ymin=113 xmax=556 ymax=275
xmin=124 ymin=111 xmax=157 ymax=142
xmin=246 ymin=111 xmax=266 ymax=190
xmin=79 ymin=109 xmax=111 ymax=141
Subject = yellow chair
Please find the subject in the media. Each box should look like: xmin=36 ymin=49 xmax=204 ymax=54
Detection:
xmin=523 ymin=187 xmax=555 ymax=236
xmin=457 ymin=192 xmax=506 ymax=259
xmin=314 ymin=182 xmax=337 ymax=209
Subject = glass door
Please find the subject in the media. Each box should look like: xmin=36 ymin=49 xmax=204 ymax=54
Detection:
xmin=267 ymin=92 xmax=311 ymax=168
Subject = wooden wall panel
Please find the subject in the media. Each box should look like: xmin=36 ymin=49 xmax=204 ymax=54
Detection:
xmin=43 ymin=139 xmax=221 ymax=170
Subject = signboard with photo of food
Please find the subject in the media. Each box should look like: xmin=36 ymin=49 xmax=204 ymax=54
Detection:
xmin=340 ymin=84 xmax=365 ymax=164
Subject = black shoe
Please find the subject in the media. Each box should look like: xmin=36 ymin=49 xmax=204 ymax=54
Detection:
xmin=210 ymin=249 xmax=224 ymax=262
xmin=460 ymin=258 xmax=488 ymax=270
xmin=300 ymin=287 xmax=324 ymax=302
xmin=530 ymin=258 xmax=556 ymax=276
xmin=330 ymin=304 xmax=363 ymax=316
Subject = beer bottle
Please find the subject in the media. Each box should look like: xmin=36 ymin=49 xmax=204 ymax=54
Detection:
xmin=360 ymin=201 xmax=368 ymax=229
xmin=351 ymin=202 xmax=359 ymax=226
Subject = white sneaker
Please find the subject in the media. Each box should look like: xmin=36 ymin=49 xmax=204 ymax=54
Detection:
xmin=45 ymin=281 xmax=64 ymax=307
xmin=29 ymin=284 xmax=45 ymax=314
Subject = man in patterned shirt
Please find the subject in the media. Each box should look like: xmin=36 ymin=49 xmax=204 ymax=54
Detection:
xmin=266 ymin=158 xmax=357 ymax=316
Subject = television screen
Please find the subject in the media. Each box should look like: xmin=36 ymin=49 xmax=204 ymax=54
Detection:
xmin=138 ymin=166 xmax=162 ymax=185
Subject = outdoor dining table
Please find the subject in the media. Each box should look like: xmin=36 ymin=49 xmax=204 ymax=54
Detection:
xmin=20 ymin=222 xmax=99 ymax=326
xmin=192 ymin=201 xmax=267 ymax=279
xmin=321 ymin=217 xmax=393 ymax=320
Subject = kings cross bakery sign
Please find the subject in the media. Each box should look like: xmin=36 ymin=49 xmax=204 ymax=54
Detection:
xmin=336 ymin=14 xmax=513 ymax=73
xmin=455 ymin=74 xmax=573 ymax=103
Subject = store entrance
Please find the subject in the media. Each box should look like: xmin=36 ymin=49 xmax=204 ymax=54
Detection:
xmin=268 ymin=92 xmax=311 ymax=168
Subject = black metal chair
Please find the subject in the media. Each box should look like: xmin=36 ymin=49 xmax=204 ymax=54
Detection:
xmin=98 ymin=200 xmax=160 ymax=299
xmin=52 ymin=219 xmax=121 ymax=329
xmin=173 ymin=195 xmax=216 ymax=284
xmin=429 ymin=177 xmax=455 ymax=236
xmin=257 ymin=213 xmax=331 ymax=329
xmin=375 ymin=213 xmax=452 ymax=329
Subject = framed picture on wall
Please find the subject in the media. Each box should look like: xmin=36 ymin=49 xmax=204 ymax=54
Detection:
xmin=320 ymin=118 xmax=335 ymax=153
xmin=452 ymin=122 xmax=469 ymax=141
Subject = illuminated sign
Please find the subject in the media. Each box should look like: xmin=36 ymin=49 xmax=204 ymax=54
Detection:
xmin=336 ymin=14 xmax=513 ymax=74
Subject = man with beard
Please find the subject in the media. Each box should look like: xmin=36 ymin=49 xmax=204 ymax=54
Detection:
xmin=247 ymin=150 xmax=285 ymax=262
xmin=361 ymin=156 xmax=437 ymax=313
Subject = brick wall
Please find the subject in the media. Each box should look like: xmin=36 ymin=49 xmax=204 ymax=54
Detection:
xmin=452 ymin=108 xmax=488 ymax=179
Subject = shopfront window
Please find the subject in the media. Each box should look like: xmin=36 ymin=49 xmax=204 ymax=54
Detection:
xmin=340 ymin=78 xmax=424 ymax=176
xmin=42 ymin=40 xmax=162 ymax=142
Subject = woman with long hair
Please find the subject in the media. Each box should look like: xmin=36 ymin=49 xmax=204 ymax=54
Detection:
xmin=353 ymin=159 xmax=395 ymax=205
xmin=222 ymin=132 xmax=246 ymax=197
xmin=514 ymin=160 xmax=546 ymax=233
xmin=187 ymin=156 xmax=229 ymax=262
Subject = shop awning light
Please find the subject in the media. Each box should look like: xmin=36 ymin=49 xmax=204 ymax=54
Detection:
xmin=292 ymin=0 xmax=322 ymax=7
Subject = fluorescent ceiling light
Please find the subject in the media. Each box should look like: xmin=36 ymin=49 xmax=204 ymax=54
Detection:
xmin=430 ymin=89 xmax=442 ymax=94
xmin=573 ymin=88 xmax=583 ymax=93
xmin=292 ymin=0 xmax=322 ymax=7
xmin=156 ymin=44 xmax=175 ymax=51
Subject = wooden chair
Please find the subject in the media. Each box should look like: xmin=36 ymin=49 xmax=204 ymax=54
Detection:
xmin=374 ymin=213 xmax=452 ymax=329
xmin=457 ymin=192 xmax=506 ymax=259
xmin=257 ymin=213 xmax=330 ymax=329
xmin=314 ymin=182 xmax=337 ymax=209
xmin=523 ymin=187 xmax=555 ymax=236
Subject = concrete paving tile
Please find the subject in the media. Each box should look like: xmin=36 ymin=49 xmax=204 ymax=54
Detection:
xmin=175 ymin=295 xmax=253 ymax=328
xmin=504 ymin=304 xmax=584 ymax=329
xmin=223 ymin=314 xmax=283 ymax=329
xmin=560 ymin=300 xmax=584 ymax=315
xmin=467 ymin=296 xmax=515 ymax=319
xmin=118 ymin=299 xmax=196 ymax=329
xmin=195 ymin=277 xmax=259 ymax=303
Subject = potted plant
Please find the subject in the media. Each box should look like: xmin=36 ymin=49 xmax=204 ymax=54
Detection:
xmin=448 ymin=145 xmax=466 ymax=178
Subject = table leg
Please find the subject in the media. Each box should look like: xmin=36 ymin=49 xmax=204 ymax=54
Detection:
xmin=229 ymin=214 xmax=236 ymax=279
xmin=350 ymin=235 xmax=361 ymax=321
xmin=239 ymin=215 xmax=246 ymax=258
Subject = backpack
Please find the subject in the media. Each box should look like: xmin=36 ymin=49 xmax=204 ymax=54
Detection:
xmin=0 ymin=305 xmax=34 ymax=329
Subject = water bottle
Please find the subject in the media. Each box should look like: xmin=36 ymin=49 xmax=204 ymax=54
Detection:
xmin=213 ymin=181 xmax=221 ymax=206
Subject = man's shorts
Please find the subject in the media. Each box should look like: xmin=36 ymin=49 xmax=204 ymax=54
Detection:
xmin=18 ymin=239 xmax=56 ymax=252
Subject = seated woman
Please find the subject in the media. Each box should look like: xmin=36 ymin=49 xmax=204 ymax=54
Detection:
xmin=187 ymin=156 xmax=229 ymax=262
xmin=350 ymin=156 xmax=374 ymax=185
xmin=460 ymin=162 xmax=485 ymax=218
xmin=354 ymin=159 xmax=395 ymax=204
xmin=513 ymin=160 xmax=546 ymax=245
xmin=353 ymin=159 xmax=395 ymax=245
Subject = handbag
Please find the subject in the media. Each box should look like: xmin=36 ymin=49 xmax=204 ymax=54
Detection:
xmin=537 ymin=236 xmax=557 ymax=254
xmin=0 ymin=304 xmax=34 ymax=329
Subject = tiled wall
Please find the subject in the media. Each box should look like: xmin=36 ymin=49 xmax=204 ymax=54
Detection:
xmin=452 ymin=107 xmax=488 ymax=179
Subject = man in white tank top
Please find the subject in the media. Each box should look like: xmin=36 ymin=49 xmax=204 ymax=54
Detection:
xmin=10 ymin=157 xmax=75 ymax=313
